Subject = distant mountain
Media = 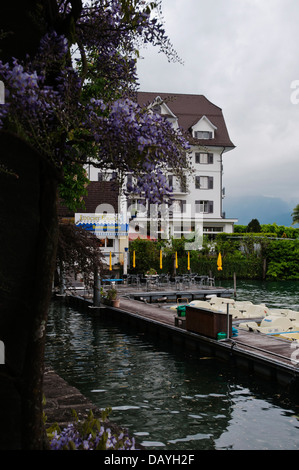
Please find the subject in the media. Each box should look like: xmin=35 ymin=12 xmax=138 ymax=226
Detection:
xmin=223 ymin=195 xmax=296 ymax=226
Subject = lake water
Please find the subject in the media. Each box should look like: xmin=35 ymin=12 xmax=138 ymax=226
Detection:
xmin=222 ymin=279 xmax=299 ymax=311
xmin=45 ymin=280 xmax=299 ymax=450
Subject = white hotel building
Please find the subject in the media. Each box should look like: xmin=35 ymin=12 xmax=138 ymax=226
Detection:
xmin=87 ymin=92 xmax=237 ymax=242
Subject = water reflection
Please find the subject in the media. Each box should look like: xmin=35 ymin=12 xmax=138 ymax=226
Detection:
xmin=45 ymin=294 xmax=299 ymax=450
xmin=222 ymin=279 xmax=299 ymax=310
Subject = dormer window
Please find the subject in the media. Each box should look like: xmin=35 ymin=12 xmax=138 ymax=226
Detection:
xmin=192 ymin=116 xmax=217 ymax=140
xmin=194 ymin=131 xmax=213 ymax=139
xmin=152 ymin=104 xmax=161 ymax=114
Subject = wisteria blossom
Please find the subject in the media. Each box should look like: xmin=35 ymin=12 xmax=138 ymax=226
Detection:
xmin=49 ymin=423 xmax=136 ymax=450
xmin=0 ymin=0 xmax=191 ymax=206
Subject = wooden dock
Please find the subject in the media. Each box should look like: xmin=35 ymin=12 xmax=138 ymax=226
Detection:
xmin=100 ymin=281 xmax=235 ymax=303
xmin=66 ymin=282 xmax=234 ymax=304
xmin=106 ymin=297 xmax=299 ymax=387
xmin=127 ymin=287 xmax=234 ymax=303
xmin=63 ymin=292 xmax=299 ymax=388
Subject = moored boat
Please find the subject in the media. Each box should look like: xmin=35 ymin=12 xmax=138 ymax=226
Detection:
xmin=238 ymin=315 xmax=299 ymax=335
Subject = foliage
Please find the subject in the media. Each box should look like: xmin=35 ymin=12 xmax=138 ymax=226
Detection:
xmin=233 ymin=225 xmax=247 ymax=233
xmin=128 ymin=226 xmax=299 ymax=281
xmin=190 ymin=253 xmax=264 ymax=280
xmin=146 ymin=268 xmax=158 ymax=275
xmin=47 ymin=409 xmax=136 ymax=450
xmin=58 ymin=163 xmax=89 ymax=212
xmin=106 ymin=287 xmax=118 ymax=300
xmin=0 ymin=0 xmax=191 ymax=210
xmin=264 ymin=239 xmax=299 ymax=280
xmin=291 ymin=204 xmax=299 ymax=225
xmin=129 ymin=237 xmax=167 ymax=273
xmin=246 ymin=218 xmax=261 ymax=232
xmin=234 ymin=223 xmax=299 ymax=238
xmin=214 ymin=235 xmax=241 ymax=257
xmin=57 ymin=223 xmax=103 ymax=289
xmin=260 ymin=223 xmax=299 ymax=238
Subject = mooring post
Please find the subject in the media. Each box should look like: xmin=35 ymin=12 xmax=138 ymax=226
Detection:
xmin=93 ymin=271 xmax=102 ymax=307
xmin=227 ymin=303 xmax=230 ymax=339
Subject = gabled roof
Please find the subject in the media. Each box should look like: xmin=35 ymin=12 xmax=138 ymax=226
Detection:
xmin=58 ymin=181 xmax=119 ymax=218
xmin=151 ymin=95 xmax=177 ymax=119
xmin=193 ymin=115 xmax=217 ymax=131
xmin=136 ymin=92 xmax=235 ymax=149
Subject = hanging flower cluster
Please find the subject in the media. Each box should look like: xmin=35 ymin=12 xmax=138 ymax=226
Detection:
xmin=0 ymin=0 xmax=190 ymax=206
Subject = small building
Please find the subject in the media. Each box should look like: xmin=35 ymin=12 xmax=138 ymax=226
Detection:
xmin=58 ymin=181 xmax=128 ymax=273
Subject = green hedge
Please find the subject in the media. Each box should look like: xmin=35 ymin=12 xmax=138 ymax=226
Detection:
xmin=190 ymin=253 xmax=264 ymax=280
xmin=128 ymin=239 xmax=264 ymax=280
xmin=128 ymin=233 xmax=299 ymax=281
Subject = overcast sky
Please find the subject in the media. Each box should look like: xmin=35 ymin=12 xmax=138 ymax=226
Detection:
xmin=137 ymin=0 xmax=299 ymax=213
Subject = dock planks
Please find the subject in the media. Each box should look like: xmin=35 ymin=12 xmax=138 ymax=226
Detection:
xmin=115 ymin=297 xmax=299 ymax=382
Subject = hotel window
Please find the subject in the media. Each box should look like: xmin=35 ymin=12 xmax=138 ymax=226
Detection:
xmin=195 ymin=153 xmax=213 ymax=164
xmin=180 ymin=175 xmax=187 ymax=192
xmin=195 ymin=176 xmax=213 ymax=189
xmin=106 ymin=238 xmax=114 ymax=248
xmin=97 ymin=238 xmax=114 ymax=248
xmin=152 ymin=104 xmax=161 ymax=114
xmin=203 ymin=227 xmax=223 ymax=233
xmin=195 ymin=200 xmax=214 ymax=214
xmin=194 ymin=131 xmax=213 ymax=139
xmin=98 ymin=171 xmax=117 ymax=181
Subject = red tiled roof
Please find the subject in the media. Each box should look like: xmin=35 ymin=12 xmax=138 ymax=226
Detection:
xmin=58 ymin=181 xmax=119 ymax=217
xmin=136 ymin=92 xmax=235 ymax=149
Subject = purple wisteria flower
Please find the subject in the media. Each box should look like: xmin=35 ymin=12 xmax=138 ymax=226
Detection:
xmin=48 ymin=422 xmax=136 ymax=450
xmin=0 ymin=0 xmax=190 ymax=207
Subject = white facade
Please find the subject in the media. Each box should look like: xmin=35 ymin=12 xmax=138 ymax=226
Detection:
xmin=87 ymin=93 xmax=237 ymax=241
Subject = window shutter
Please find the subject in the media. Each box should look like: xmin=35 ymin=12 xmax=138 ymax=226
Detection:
xmin=208 ymin=201 xmax=214 ymax=213
xmin=208 ymin=177 xmax=213 ymax=189
xmin=195 ymin=153 xmax=200 ymax=164
xmin=208 ymin=153 xmax=213 ymax=164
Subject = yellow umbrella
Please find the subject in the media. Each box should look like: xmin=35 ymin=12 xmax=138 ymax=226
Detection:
xmin=109 ymin=251 xmax=112 ymax=271
xmin=175 ymin=251 xmax=178 ymax=269
xmin=187 ymin=251 xmax=190 ymax=271
xmin=133 ymin=250 xmax=136 ymax=268
xmin=160 ymin=249 xmax=163 ymax=269
xmin=217 ymin=252 xmax=222 ymax=271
